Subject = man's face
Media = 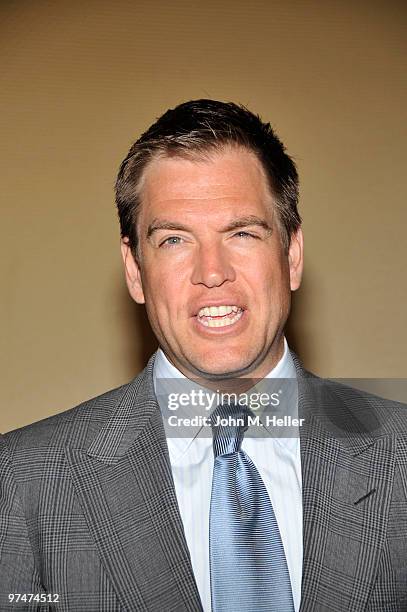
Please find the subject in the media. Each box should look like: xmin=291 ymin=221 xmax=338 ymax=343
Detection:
xmin=121 ymin=146 xmax=303 ymax=379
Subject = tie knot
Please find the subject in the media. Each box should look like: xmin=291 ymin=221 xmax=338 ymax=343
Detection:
xmin=210 ymin=404 xmax=249 ymax=457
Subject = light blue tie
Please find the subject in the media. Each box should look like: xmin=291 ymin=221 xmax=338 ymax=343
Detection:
xmin=209 ymin=404 xmax=295 ymax=612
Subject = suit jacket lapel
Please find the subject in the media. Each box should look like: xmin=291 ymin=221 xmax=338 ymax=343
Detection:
xmin=65 ymin=354 xmax=203 ymax=612
xmin=294 ymin=359 xmax=396 ymax=612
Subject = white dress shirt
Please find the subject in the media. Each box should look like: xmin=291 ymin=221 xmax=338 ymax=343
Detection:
xmin=153 ymin=340 xmax=302 ymax=612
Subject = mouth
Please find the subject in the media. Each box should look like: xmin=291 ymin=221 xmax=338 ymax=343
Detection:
xmin=196 ymin=305 xmax=244 ymax=328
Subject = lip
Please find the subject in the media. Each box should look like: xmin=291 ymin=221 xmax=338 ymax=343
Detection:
xmin=192 ymin=307 xmax=247 ymax=336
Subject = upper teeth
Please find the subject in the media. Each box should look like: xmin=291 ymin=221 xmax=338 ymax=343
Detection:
xmin=198 ymin=305 xmax=240 ymax=318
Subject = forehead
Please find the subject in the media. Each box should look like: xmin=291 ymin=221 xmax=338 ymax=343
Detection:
xmin=138 ymin=146 xmax=274 ymax=222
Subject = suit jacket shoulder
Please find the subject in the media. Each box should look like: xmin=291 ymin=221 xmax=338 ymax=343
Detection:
xmin=3 ymin=378 xmax=135 ymax=455
xmin=293 ymin=357 xmax=407 ymax=611
xmin=0 ymin=354 xmax=203 ymax=612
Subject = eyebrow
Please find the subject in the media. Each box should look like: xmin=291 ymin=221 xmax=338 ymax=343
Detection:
xmin=224 ymin=216 xmax=273 ymax=233
xmin=146 ymin=215 xmax=273 ymax=238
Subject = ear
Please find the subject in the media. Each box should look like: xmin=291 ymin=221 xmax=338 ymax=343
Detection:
xmin=120 ymin=239 xmax=145 ymax=304
xmin=288 ymin=228 xmax=304 ymax=291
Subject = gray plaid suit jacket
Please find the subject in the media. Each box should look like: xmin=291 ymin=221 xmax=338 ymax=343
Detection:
xmin=1 ymin=352 xmax=406 ymax=611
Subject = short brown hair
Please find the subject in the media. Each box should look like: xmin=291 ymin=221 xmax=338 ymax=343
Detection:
xmin=115 ymin=99 xmax=301 ymax=254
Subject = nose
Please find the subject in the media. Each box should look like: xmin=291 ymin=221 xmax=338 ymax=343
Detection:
xmin=191 ymin=242 xmax=236 ymax=287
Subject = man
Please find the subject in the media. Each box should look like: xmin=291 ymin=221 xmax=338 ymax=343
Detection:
xmin=1 ymin=100 xmax=406 ymax=611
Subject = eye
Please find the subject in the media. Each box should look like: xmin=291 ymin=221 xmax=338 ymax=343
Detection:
xmin=159 ymin=236 xmax=184 ymax=247
xmin=233 ymin=231 xmax=258 ymax=239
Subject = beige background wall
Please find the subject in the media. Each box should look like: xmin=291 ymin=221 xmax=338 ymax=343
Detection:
xmin=1 ymin=0 xmax=406 ymax=432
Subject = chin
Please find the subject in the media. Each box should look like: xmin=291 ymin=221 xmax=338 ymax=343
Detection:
xmin=189 ymin=350 xmax=256 ymax=379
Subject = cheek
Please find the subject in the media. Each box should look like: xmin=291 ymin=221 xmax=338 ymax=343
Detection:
xmin=249 ymin=263 xmax=290 ymax=309
xmin=143 ymin=272 xmax=184 ymax=322
xmin=144 ymin=254 xmax=191 ymax=300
